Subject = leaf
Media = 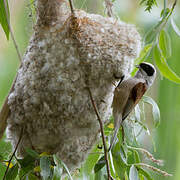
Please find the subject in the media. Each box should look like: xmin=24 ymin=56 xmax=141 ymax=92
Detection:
xmin=159 ymin=30 xmax=171 ymax=58
xmin=171 ymin=17 xmax=180 ymax=37
xmin=53 ymin=155 xmax=73 ymax=180
xmin=142 ymin=96 xmax=160 ymax=128
xmin=129 ymin=165 xmax=139 ymax=180
xmin=17 ymin=154 xmax=36 ymax=168
xmin=133 ymin=150 xmax=140 ymax=163
xmin=112 ymin=144 xmax=127 ymax=178
xmin=160 ymin=8 xmax=170 ymax=18
xmin=138 ymin=167 xmax=154 ymax=180
xmin=5 ymin=163 xmax=18 ymax=180
xmin=153 ymin=45 xmax=180 ymax=83
xmin=94 ymin=156 xmax=106 ymax=173
xmin=40 ymin=156 xmax=51 ymax=180
xmin=83 ymin=145 xmax=101 ymax=175
xmin=131 ymin=44 xmax=153 ymax=76
xmin=95 ymin=166 xmax=107 ymax=180
xmin=143 ymin=20 xmax=164 ymax=44
xmin=25 ymin=148 xmax=40 ymax=158
xmin=0 ymin=0 xmax=9 ymax=39
xmin=52 ymin=156 xmax=63 ymax=180
xmin=140 ymin=0 xmax=157 ymax=12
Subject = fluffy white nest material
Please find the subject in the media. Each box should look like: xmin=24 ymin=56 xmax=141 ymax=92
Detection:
xmin=6 ymin=0 xmax=141 ymax=170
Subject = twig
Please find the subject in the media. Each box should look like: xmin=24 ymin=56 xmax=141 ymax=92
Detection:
xmin=68 ymin=0 xmax=75 ymax=14
xmin=3 ymin=0 xmax=22 ymax=62
xmin=127 ymin=145 xmax=164 ymax=166
xmin=134 ymin=163 xmax=173 ymax=177
xmin=3 ymin=127 xmax=24 ymax=180
xmin=87 ymin=88 xmax=112 ymax=180
xmin=104 ymin=0 xmax=113 ymax=17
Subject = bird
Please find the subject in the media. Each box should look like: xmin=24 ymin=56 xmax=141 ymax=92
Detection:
xmin=109 ymin=62 xmax=156 ymax=151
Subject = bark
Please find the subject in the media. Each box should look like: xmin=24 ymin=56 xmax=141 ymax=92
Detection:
xmin=6 ymin=0 xmax=141 ymax=170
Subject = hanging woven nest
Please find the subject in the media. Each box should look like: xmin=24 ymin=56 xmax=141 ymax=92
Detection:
xmin=1 ymin=0 xmax=141 ymax=170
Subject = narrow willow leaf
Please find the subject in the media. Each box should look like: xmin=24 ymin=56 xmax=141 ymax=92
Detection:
xmin=6 ymin=163 xmax=18 ymax=180
xmin=52 ymin=156 xmax=62 ymax=180
xmin=25 ymin=148 xmax=40 ymax=158
xmin=53 ymin=155 xmax=73 ymax=180
xmin=144 ymin=20 xmax=163 ymax=44
xmin=94 ymin=156 xmax=106 ymax=173
xmin=40 ymin=156 xmax=51 ymax=180
xmin=171 ymin=17 xmax=180 ymax=37
xmin=95 ymin=166 xmax=106 ymax=180
xmin=142 ymin=96 xmax=160 ymax=128
xmin=134 ymin=150 xmax=141 ymax=163
xmin=153 ymin=45 xmax=180 ymax=83
xmin=129 ymin=165 xmax=139 ymax=180
xmin=159 ymin=30 xmax=171 ymax=58
xmin=160 ymin=8 xmax=170 ymax=18
xmin=112 ymin=143 xmax=127 ymax=179
xmin=131 ymin=44 xmax=152 ymax=76
xmin=83 ymin=145 xmax=101 ymax=175
xmin=137 ymin=167 xmax=154 ymax=180
xmin=0 ymin=0 xmax=9 ymax=39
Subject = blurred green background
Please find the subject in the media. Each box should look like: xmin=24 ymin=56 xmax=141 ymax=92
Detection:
xmin=0 ymin=0 xmax=180 ymax=179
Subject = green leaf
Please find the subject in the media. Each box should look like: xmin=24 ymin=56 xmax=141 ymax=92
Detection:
xmin=53 ymin=155 xmax=73 ymax=180
xmin=137 ymin=167 xmax=153 ymax=180
xmin=159 ymin=30 xmax=171 ymax=58
xmin=0 ymin=0 xmax=9 ymax=40
xmin=153 ymin=45 xmax=180 ymax=83
xmin=83 ymin=145 xmax=101 ymax=175
xmin=131 ymin=44 xmax=153 ymax=76
xmin=140 ymin=0 xmax=157 ymax=12
xmin=142 ymin=96 xmax=160 ymax=128
xmin=95 ymin=166 xmax=107 ymax=180
xmin=25 ymin=148 xmax=40 ymax=159
xmin=94 ymin=156 xmax=106 ymax=173
xmin=160 ymin=8 xmax=170 ymax=18
xmin=171 ymin=17 xmax=180 ymax=37
xmin=40 ymin=156 xmax=51 ymax=180
xmin=144 ymin=20 xmax=163 ymax=44
xmin=52 ymin=156 xmax=62 ymax=180
xmin=17 ymin=154 xmax=36 ymax=168
xmin=112 ymin=144 xmax=127 ymax=179
xmin=133 ymin=150 xmax=140 ymax=163
xmin=129 ymin=165 xmax=139 ymax=180
xmin=5 ymin=163 xmax=18 ymax=180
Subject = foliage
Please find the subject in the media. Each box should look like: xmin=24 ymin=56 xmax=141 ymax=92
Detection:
xmin=0 ymin=0 xmax=9 ymax=39
xmin=133 ymin=0 xmax=180 ymax=84
xmin=140 ymin=0 xmax=157 ymax=12
xmin=0 ymin=0 xmax=180 ymax=179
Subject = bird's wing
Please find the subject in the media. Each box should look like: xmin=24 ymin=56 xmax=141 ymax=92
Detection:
xmin=122 ymin=81 xmax=147 ymax=120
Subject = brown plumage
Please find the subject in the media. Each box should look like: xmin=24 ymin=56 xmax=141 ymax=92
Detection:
xmin=109 ymin=62 xmax=156 ymax=150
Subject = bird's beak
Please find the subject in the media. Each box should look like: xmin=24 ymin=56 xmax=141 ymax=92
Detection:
xmin=135 ymin=64 xmax=140 ymax=69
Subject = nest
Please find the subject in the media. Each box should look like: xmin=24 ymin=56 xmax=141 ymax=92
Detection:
xmin=6 ymin=1 xmax=141 ymax=170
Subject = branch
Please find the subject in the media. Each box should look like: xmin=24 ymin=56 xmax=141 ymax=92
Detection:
xmin=3 ymin=127 xmax=24 ymax=180
xmin=68 ymin=0 xmax=74 ymax=14
xmin=135 ymin=163 xmax=173 ymax=177
xmin=3 ymin=0 xmax=22 ymax=62
xmin=104 ymin=0 xmax=113 ymax=17
xmin=87 ymin=88 xmax=113 ymax=180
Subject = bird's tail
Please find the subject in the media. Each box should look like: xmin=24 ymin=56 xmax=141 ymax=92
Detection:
xmin=108 ymin=113 xmax=122 ymax=151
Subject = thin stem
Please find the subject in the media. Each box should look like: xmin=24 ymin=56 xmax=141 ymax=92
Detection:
xmin=3 ymin=0 xmax=22 ymax=62
xmin=104 ymin=0 xmax=113 ymax=17
xmin=134 ymin=163 xmax=173 ymax=177
xmin=87 ymin=88 xmax=112 ymax=180
xmin=3 ymin=127 xmax=24 ymax=180
xmin=68 ymin=0 xmax=75 ymax=14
